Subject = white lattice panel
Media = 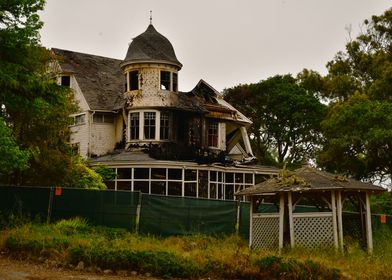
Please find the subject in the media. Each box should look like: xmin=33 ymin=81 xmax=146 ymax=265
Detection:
xmin=293 ymin=213 xmax=334 ymax=249
xmin=251 ymin=215 xmax=280 ymax=250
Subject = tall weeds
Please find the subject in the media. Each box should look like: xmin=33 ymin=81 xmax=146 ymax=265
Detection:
xmin=2 ymin=217 xmax=391 ymax=279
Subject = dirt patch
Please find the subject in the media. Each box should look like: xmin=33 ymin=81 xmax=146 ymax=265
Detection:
xmin=0 ymin=255 xmax=161 ymax=280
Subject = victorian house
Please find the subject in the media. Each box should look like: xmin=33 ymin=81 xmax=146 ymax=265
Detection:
xmin=52 ymin=23 xmax=276 ymax=199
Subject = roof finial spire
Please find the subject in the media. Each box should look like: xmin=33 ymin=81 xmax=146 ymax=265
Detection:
xmin=149 ymin=10 xmax=152 ymax=25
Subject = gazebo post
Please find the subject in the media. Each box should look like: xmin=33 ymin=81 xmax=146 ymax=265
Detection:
xmin=331 ymin=191 xmax=338 ymax=250
xmin=279 ymin=193 xmax=285 ymax=253
xmin=336 ymin=191 xmax=344 ymax=253
xmin=287 ymin=192 xmax=295 ymax=248
xmin=249 ymin=196 xmax=253 ymax=247
xmin=365 ymin=192 xmax=373 ymax=254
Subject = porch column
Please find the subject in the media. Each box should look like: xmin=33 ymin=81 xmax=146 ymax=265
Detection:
xmin=331 ymin=191 xmax=338 ymax=250
xmin=336 ymin=191 xmax=344 ymax=253
xmin=279 ymin=193 xmax=285 ymax=253
xmin=288 ymin=192 xmax=295 ymax=248
xmin=365 ymin=192 xmax=373 ymax=254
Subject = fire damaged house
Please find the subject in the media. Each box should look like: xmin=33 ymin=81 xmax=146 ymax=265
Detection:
xmin=52 ymin=23 xmax=276 ymax=199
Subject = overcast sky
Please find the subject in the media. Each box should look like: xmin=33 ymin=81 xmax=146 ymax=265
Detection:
xmin=39 ymin=0 xmax=391 ymax=92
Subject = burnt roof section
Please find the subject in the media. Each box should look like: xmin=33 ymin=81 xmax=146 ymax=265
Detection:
xmin=53 ymin=48 xmax=125 ymax=110
xmin=236 ymin=166 xmax=385 ymax=196
xmin=123 ymin=24 xmax=182 ymax=69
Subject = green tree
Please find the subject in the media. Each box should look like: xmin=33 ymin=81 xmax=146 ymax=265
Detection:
xmin=302 ymin=8 xmax=392 ymax=185
xmin=0 ymin=118 xmax=30 ymax=177
xmin=224 ymin=75 xmax=326 ymax=167
xmin=0 ymin=0 xmax=105 ymax=189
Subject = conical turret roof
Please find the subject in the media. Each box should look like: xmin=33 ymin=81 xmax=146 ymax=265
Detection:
xmin=123 ymin=24 xmax=182 ymax=69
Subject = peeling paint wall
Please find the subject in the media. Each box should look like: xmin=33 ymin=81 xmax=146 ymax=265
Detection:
xmin=90 ymin=121 xmax=116 ymax=157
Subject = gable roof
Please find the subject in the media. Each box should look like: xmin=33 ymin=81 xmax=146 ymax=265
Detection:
xmin=53 ymin=48 xmax=125 ymax=111
xmin=237 ymin=166 xmax=385 ymax=196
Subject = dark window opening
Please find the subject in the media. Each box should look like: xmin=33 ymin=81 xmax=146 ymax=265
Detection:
xmin=168 ymin=169 xmax=182 ymax=180
xmin=160 ymin=71 xmax=171 ymax=90
xmin=134 ymin=168 xmax=149 ymax=179
xmin=173 ymin=72 xmax=178 ymax=92
xmin=151 ymin=181 xmax=166 ymax=195
xmin=184 ymin=183 xmax=196 ymax=197
xmin=134 ymin=181 xmax=149 ymax=193
xmin=160 ymin=112 xmax=170 ymax=140
xmin=168 ymin=182 xmax=182 ymax=196
xmin=61 ymin=75 xmax=70 ymax=87
xmin=130 ymin=112 xmax=140 ymax=140
xmin=144 ymin=112 xmax=156 ymax=139
xmin=129 ymin=71 xmax=139 ymax=90
xmin=124 ymin=74 xmax=127 ymax=91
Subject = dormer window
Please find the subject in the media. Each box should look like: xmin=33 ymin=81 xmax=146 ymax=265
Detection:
xmin=61 ymin=75 xmax=71 ymax=87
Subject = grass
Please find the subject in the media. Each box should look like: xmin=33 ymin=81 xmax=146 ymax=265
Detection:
xmin=1 ymin=217 xmax=392 ymax=279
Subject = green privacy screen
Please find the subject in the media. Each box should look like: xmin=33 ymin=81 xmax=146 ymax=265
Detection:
xmin=52 ymin=188 xmax=139 ymax=231
xmin=0 ymin=186 xmax=50 ymax=219
xmin=239 ymin=202 xmax=250 ymax=239
xmin=139 ymin=194 xmax=237 ymax=236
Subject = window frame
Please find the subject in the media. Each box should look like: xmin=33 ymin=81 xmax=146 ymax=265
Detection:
xmin=207 ymin=120 xmax=219 ymax=148
xmin=127 ymin=110 xmax=172 ymax=142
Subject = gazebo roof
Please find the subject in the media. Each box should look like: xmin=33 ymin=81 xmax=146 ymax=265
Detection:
xmin=236 ymin=166 xmax=385 ymax=196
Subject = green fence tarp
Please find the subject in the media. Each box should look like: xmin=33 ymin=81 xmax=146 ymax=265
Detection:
xmin=239 ymin=202 xmax=250 ymax=239
xmin=52 ymin=189 xmax=139 ymax=230
xmin=139 ymin=195 xmax=237 ymax=236
xmin=0 ymin=186 xmax=50 ymax=219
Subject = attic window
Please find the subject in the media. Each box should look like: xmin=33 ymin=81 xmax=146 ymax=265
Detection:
xmin=61 ymin=75 xmax=70 ymax=87
xmin=160 ymin=71 xmax=171 ymax=90
xmin=129 ymin=71 xmax=139 ymax=90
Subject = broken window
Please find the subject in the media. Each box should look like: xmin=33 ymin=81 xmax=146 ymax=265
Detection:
xmin=93 ymin=113 xmax=114 ymax=123
xmin=144 ymin=112 xmax=156 ymax=139
xmin=129 ymin=71 xmax=139 ymax=90
xmin=61 ymin=75 xmax=70 ymax=87
xmin=130 ymin=112 xmax=140 ymax=140
xmin=208 ymin=121 xmax=219 ymax=147
xmin=160 ymin=71 xmax=171 ymax=90
xmin=160 ymin=112 xmax=170 ymax=140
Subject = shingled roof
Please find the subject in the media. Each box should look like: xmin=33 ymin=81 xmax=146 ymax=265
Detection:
xmin=236 ymin=166 xmax=385 ymax=196
xmin=123 ymin=24 xmax=182 ymax=69
xmin=53 ymin=48 xmax=125 ymax=111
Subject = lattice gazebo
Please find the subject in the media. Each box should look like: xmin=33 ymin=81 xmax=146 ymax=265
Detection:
xmin=236 ymin=166 xmax=385 ymax=253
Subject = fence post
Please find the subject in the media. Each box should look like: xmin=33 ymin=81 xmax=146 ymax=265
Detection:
xmin=235 ymin=200 xmax=241 ymax=235
xmin=135 ymin=192 xmax=142 ymax=234
xmin=46 ymin=187 xmax=54 ymax=224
